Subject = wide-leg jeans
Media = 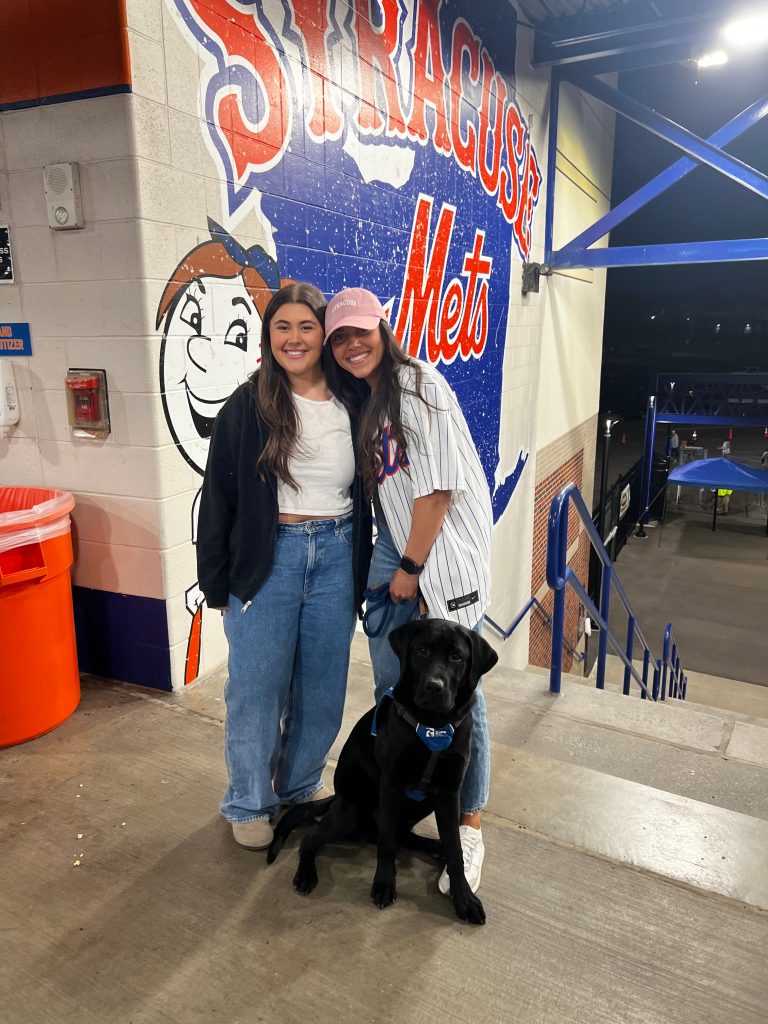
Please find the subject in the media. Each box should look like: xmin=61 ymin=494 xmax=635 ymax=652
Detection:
xmin=221 ymin=514 xmax=356 ymax=823
xmin=366 ymin=520 xmax=491 ymax=814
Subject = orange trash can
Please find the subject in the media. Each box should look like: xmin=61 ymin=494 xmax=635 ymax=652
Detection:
xmin=0 ymin=487 xmax=79 ymax=746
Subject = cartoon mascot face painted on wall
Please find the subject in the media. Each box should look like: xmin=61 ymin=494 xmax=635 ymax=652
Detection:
xmin=156 ymin=218 xmax=283 ymax=683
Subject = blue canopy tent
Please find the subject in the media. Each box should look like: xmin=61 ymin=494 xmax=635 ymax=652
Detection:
xmin=668 ymin=458 xmax=768 ymax=533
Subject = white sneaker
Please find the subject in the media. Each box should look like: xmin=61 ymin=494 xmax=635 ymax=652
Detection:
xmin=438 ymin=825 xmax=485 ymax=896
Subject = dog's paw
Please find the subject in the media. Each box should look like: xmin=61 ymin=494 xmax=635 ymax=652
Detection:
xmin=370 ymin=878 xmax=397 ymax=909
xmin=453 ymin=890 xmax=486 ymax=926
xmin=293 ymin=858 xmax=318 ymax=895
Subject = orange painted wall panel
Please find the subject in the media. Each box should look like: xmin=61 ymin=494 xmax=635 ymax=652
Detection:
xmin=0 ymin=0 xmax=130 ymax=109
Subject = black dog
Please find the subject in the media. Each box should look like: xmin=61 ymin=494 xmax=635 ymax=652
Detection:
xmin=268 ymin=618 xmax=498 ymax=925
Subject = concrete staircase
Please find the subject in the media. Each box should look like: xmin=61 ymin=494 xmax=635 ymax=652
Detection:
xmin=345 ymin=635 xmax=768 ymax=911
xmin=480 ymin=659 xmax=768 ymax=910
xmin=3 ymin=634 xmax=766 ymax=1024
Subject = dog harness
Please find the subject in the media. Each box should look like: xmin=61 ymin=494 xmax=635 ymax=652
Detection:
xmin=371 ymin=687 xmax=472 ymax=801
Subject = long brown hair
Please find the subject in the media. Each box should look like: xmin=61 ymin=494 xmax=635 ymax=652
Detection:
xmin=251 ymin=283 xmax=326 ymax=489
xmin=325 ymin=320 xmax=424 ymax=498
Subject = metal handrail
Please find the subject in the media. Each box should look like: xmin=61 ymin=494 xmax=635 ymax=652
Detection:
xmin=661 ymin=623 xmax=687 ymax=699
xmin=547 ymin=482 xmax=687 ymax=700
xmin=486 ymin=597 xmax=585 ymax=663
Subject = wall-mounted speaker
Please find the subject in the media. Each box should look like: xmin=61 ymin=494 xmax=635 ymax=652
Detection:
xmin=43 ymin=162 xmax=84 ymax=230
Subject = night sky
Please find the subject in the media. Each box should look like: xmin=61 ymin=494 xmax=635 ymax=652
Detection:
xmin=601 ymin=46 xmax=768 ymax=416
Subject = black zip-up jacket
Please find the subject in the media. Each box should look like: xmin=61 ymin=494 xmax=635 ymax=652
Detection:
xmin=197 ymin=381 xmax=372 ymax=616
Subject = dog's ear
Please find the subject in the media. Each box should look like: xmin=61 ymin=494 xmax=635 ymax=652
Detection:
xmin=388 ymin=619 xmax=423 ymax=671
xmin=467 ymin=629 xmax=498 ymax=686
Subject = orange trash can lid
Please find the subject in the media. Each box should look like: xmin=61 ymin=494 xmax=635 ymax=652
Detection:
xmin=0 ymin=488 xmax=75 ymax=534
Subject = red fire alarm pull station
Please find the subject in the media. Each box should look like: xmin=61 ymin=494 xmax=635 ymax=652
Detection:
xmin=65 ymin=369 xmax=110 ymax=438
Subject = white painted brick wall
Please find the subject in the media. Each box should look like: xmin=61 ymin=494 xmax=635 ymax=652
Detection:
xmin=483 ymin=21 xmax=550 ymax=668
xmin=0 ymin=79 xmax=204 ymax=639
xmin=0 ymin=2 xmax=615 ymax=692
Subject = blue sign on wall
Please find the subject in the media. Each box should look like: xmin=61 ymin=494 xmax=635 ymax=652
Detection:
xmin=0 ymin=323 xmax=32 ymax=356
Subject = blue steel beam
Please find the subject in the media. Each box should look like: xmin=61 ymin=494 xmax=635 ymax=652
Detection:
xmin=640 ymin=395 xmax=657 ymax=531
xmin=563 ymin=71 xmax=768 ymax=201
xmin=656 ymin=414 xmax=768 ymax=426
xmin=653 ymin=373 xmax=768 ymax=426
xmin=533 ymin=12 xmax=721 ymax=69
xmin=658 ymin=373 xmax=768 ymax=386
xmin=562 ymin=42 xmax=715 ymax=78
xmin=544 ymin=69 xmax=560 ymax=265
xmin=559 ymin=96 xmax=768 ymax=254
xmin=552 ymin=238 xmax=768 ymax=269
xmin=537 ymin=33 xmax=701 ymax=69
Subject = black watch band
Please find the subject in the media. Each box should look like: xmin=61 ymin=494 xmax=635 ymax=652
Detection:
xmin=399 ymin=555 xmax=425 ymax=576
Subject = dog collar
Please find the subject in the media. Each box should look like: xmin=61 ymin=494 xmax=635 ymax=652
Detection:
xmin=371 ymin=687 xmax=473 ymax=742
xmin=397 ymin=706 xmax=455 ymax=751
xmin=371 ymin=688 xmax=452 ymax=747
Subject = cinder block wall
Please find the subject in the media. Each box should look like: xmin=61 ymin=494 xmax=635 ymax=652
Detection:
xmin=0 ymin=1 xmax=612 ymax=690
xmin=0 ymin=2 xmax=177 ymax=686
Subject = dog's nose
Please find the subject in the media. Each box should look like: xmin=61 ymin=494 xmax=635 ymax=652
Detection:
xmin=423 ymin=676 xmax=446 ymax=695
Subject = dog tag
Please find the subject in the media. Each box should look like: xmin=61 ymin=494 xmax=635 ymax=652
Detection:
xmin=415 ymin=723 xmax=454 ymax=751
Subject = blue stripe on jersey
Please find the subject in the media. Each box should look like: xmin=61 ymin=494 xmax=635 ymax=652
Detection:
xmin=377 ymin=360 xmax=492 ymax=624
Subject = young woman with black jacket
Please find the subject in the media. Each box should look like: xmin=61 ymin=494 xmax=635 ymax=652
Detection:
xmin=197 ymin=283 xmax=372 ymax=851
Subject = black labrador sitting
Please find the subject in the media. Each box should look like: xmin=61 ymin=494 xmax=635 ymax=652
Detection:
xmin=268 ymin=617 xmax=498 ymax=925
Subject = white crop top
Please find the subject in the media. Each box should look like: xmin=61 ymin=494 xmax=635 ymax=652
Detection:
xmin=277 ymin=393 xmax=355 ymax=516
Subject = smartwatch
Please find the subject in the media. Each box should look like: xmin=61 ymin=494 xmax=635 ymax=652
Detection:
xmin=399 ymin=555 xmax=425 ymax=576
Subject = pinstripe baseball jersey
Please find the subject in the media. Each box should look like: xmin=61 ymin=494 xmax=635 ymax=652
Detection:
xmin=376 ymin=360 xmax=492 ymax=628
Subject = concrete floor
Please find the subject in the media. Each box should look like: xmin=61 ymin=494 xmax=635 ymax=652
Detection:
xmin=605 ymin=502 xmax=768 ymax=686
xmin=3 ymin=639 xmax=768 ymax=1024
xmin=592 ymin=421 xmax=768 ymax=686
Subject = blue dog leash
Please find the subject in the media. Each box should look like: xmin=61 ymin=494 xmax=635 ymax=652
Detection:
xmin=362 ymin=583 xmax=421 ymax=638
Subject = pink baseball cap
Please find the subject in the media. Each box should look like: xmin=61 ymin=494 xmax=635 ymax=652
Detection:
xmin=324 ymin=287 xmax=387 ymax=343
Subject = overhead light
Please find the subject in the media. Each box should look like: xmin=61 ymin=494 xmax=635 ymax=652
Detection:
xmin=697 ymin=49 xmax=729 ymax=68
xmin=723 ymin=12 xmax=768 ymax=48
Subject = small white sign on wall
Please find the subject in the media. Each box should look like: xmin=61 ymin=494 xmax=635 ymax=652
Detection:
xmin=0 ymin=226 xmax=13 ymax=283
xmin=619 ymin=484 xmax=631 ymax=520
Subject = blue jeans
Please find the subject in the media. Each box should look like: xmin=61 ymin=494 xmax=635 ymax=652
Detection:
xmin=366 ymin=520 xmax=491 ymax=814
xmin=221 ymin=514 xmax=356 ymax=823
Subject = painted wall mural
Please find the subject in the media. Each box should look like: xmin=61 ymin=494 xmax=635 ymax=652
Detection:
xmin=156 ymin=223 xmax=284 ymax=682
xmin=161 ymin=0 xmax=541 ymax=681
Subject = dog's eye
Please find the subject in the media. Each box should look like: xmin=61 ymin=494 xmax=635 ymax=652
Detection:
xmin=449 ymin=651 xmax=464 ymax=662
xmin=415 ymin=645 xmax=429 ymax=657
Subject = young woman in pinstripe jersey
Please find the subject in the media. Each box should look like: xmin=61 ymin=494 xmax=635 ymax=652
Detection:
xmin=324 ymin=287 xmax=493 ymax=898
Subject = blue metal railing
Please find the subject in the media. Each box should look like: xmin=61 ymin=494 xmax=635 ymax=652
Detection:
xmin=486 ymin=597 xmax=585 ymax=663
xmin=661 ymin=623 xmax=687 ymax=700
xmin=546 ymin=482 xmax=687 ymax=700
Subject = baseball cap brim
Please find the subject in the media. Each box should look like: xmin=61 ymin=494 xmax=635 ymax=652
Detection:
xmin=324 ymin=313 xmax=382 ymax=344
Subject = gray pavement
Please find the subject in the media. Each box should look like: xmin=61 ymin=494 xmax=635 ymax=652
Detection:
xmin=590 ymin=420 xmax=768 ymax=688
xmin=606 ymin=501 xmax=768 ymax=686
xmin=3 ymin=638 xmax=768 ymax=1024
